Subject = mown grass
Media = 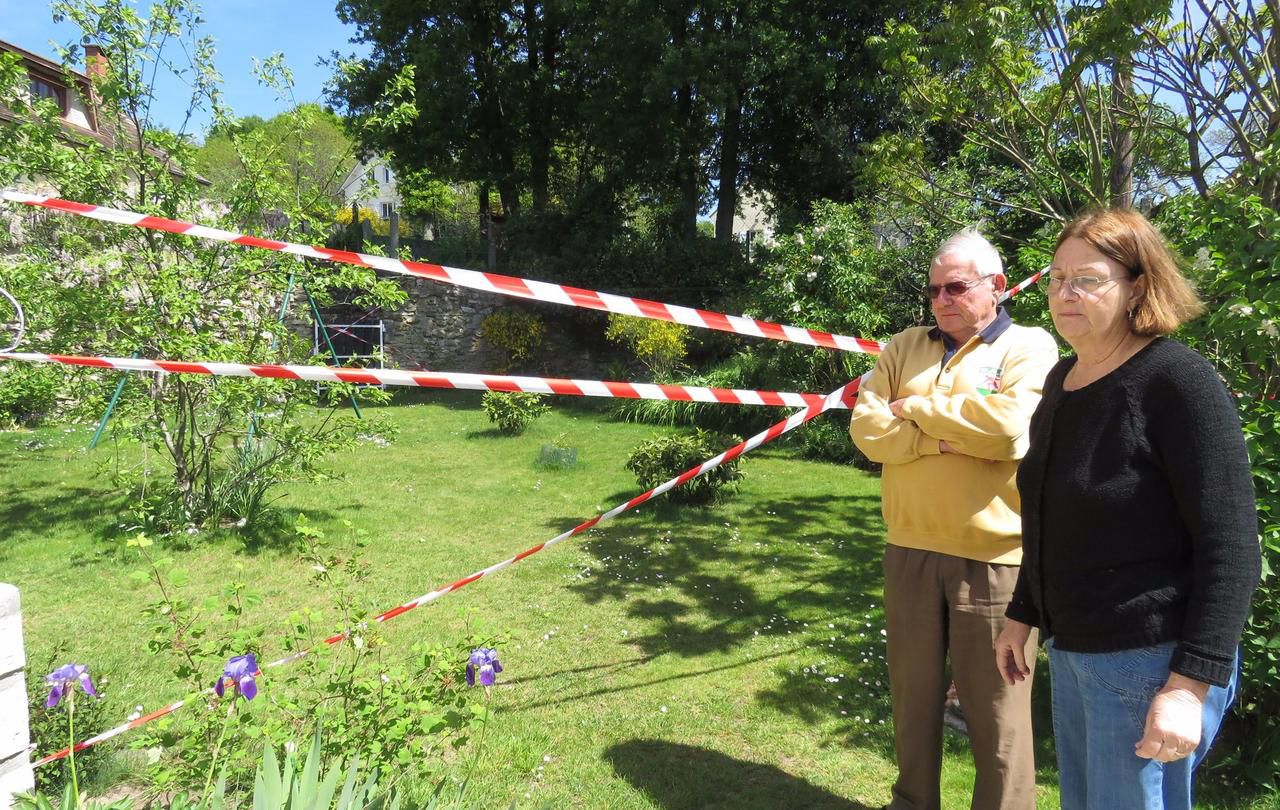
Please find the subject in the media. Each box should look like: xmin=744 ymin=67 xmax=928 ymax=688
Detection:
xmin=1 ymin=391 xmax=1269 ymax=808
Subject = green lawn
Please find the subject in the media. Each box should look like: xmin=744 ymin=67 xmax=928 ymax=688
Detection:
xmin=1 ymin=392 xmax=1265 ymax=808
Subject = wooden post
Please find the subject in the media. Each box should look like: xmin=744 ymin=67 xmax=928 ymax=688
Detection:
xmin=389 ymin=211 xmax=400 ymax=259
xmin=0 ymin=584 xmax=33 ymax=807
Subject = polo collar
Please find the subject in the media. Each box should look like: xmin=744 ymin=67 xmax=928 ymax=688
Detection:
xmin=928 ymin=306 xmax=1012 ymax=352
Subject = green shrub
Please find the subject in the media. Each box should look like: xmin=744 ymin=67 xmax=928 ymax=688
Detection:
xmin=624 ymin=429 xmax=745 ymax=505
xmin=481 ymin=391 xmax=550 ymax=434
xmin=1156 ymin=188 xmax=1280 ymax=789
xmin=0 ymin=362 xmax=62 ymax=427
xmin=480 ymin=310 xmax=546 ymax=371
xmin=795 ymin=411 xmax=871 ymax=467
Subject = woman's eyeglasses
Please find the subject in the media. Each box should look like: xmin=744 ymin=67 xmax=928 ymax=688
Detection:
xmin=1038 ymin=275 xmax=1123 ymax=296
xmin=927 ymin=276 xmax=992 ymax=299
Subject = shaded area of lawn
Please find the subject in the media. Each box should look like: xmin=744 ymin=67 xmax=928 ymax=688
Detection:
xmin=606 ymin=739 xmax=876 ymax=809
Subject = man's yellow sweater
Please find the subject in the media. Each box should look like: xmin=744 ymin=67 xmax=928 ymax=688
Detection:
xmin=849 ymin=321 xmax=1058 ymax=564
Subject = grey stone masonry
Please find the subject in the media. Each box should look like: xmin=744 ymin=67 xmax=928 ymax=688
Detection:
xmin=0 ymin=584 xmax=33 ymax=808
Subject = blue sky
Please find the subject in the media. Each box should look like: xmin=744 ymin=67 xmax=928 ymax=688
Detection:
xmin=0 ymin=0 xmax=367 ymax=140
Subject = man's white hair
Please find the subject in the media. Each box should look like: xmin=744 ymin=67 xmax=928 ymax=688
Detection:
xmin=933 ymin=227 xmax=1004 ymax=279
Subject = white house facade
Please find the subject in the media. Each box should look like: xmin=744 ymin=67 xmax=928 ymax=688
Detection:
xmin=338 ymin=156 xmax=401 ymax=219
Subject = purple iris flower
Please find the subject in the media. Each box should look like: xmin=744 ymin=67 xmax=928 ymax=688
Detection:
xmin=45 ymin=663 xmax=98 ymax=708
xmin=213 ymin=654 xmax=259 ymax=701
xmin=466 ymin=648 xmax=502 ymax=688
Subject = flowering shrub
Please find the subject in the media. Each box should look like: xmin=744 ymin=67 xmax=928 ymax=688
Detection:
xmin=333 ymin=205 xmax=390 ymax=236
xmin=480 ymin=309 xmax=546 ymax=371
xmin=625 ymin=430 xmax=745 ymax=505
xmin=605 ymin=314 xmax=691 ymax=379
xmin=126 ymin=521 xmax=488 ymax=795
xmin=481 ymin=391 xmax=550 ymax=434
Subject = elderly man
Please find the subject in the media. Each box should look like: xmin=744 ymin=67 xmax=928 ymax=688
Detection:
xmin=850 ymin=228 xmax=1058 ymax=810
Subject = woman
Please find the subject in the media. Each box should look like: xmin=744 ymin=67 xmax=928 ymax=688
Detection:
xmin=993 ymin=209 xmax=1260 ymax=810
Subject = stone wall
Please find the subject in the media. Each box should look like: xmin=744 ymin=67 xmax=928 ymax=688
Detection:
xmin=299 ymin=272 xmax=614 ymax=378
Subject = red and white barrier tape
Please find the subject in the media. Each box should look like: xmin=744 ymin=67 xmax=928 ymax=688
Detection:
xmin=1000 ymin=269 xmax=1044 ymax=302
xmin=0 ymin=191 xmax=886 ymax=355
xmin=0 ymin=352 xmax=837 ymax=410
xmin=33 ymin=377 xmax=861 ymax=766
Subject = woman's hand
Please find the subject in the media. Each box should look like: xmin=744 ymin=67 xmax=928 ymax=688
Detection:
xmin=994 ymin=619 xmax=1033 ymax=686
xmin=1135 ymin=673 xmax=1209 ymax=762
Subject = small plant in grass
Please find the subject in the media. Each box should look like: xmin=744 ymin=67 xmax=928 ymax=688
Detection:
xmin=480 ymin=309 xmax=546 ymax=371
xmin=481 ymin=391 xmax=550 ymax=434
xmin=228 ymin=731 xmax=401 ymax=810
xmin=537 ymin=432 xmax=578 ymax=469
xmin=624 ymin=429 xmax=745 ymax=505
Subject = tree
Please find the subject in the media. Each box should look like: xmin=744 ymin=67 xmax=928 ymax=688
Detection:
xmin=0 ymin=0 xmax=404 ymax=528
xmin=195 ymin=102 xmax=358 ymax=214
xmin=867 ymin=1 xmax=1278 ymax=230
xmin=331 ymin=0 xmax=942 ymax=249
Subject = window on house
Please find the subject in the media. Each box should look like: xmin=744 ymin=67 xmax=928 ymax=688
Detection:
xmin=381 ymin=202 xmax=394 ymax=219
xmin=28 ymin=76 xmax=67 ymax=114
xmin=383 ymin=167 xmax=393 ymax=183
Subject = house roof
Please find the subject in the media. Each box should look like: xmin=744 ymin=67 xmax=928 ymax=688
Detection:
xmin=0 ymin=38 xmax=209 ymax=185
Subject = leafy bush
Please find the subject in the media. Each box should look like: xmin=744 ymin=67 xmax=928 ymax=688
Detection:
xmin=481 ymin=391 xmax=550 ymax=434
xmin=480 ymin=310 xmax=546 ymax=371
xmin=795 ymin=411 xmax=870 ymax=467
xmin=750 ymin=199 xmax=938 ymax=349
xmin=1156 ymin=188 xmax=1280 ymax=789
xmin=624 ymin=430 xmax=745 ymax=505
xmin=0 ymin=16 xmax=407 ymax=534
xmin=0 ymin=362 xmax=61 ymax=427
xmin=605 ymin=314 xmax=690 ymax=379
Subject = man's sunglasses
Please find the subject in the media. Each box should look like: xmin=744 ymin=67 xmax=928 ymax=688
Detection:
xmin=927 ymin=275 xmax=993 ymax=299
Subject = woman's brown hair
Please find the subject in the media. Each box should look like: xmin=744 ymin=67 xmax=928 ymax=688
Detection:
xmin=1055 ymin=209 xmax=1205 ymax=336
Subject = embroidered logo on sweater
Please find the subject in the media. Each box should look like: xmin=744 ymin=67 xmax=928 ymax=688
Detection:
xmin=977 ymin=366 xmax=1004 ymax=395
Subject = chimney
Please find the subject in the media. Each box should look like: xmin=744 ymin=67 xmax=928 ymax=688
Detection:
xmin=83 ymin=44 xmax=107 ymax=80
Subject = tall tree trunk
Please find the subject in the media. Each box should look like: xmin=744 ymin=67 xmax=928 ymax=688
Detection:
xmin=480 ymin=184 xmax=497 ymax=271
xmin=1109 ymin=60 xmax=1134 ymax=208
xmin=715 ymin=86 xmax=742 ymax=242
xmin=670 ymin=11 xmax=699 ymax=240
xmin=526 ymin=0 xmax=551 ymax=213
xmin=676 ymin=80 xmax=699 ymax=240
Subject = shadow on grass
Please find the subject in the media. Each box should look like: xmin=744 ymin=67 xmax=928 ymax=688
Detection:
xmin=0 ymin=473 xmax=127 ymax=564
xmin=503 ymin=645 xmax=800 ymax=714
xmin=550 ymin=484 xmax=1065 ymax=769
xmin=557 ymin=492 xmax=885 ymax=661
xmin=605 ymin=739 xmax=875 ymax=810
xmin=465 ymin=427 xmax=511 ymax=440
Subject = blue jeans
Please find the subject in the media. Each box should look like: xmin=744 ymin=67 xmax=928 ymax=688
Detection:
xmin=1047 ymin=638 xmax=1238 ymax=810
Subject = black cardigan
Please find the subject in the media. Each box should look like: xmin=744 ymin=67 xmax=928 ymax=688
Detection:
xmin=1006 ymin=338 xmax=1260 ymax=687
